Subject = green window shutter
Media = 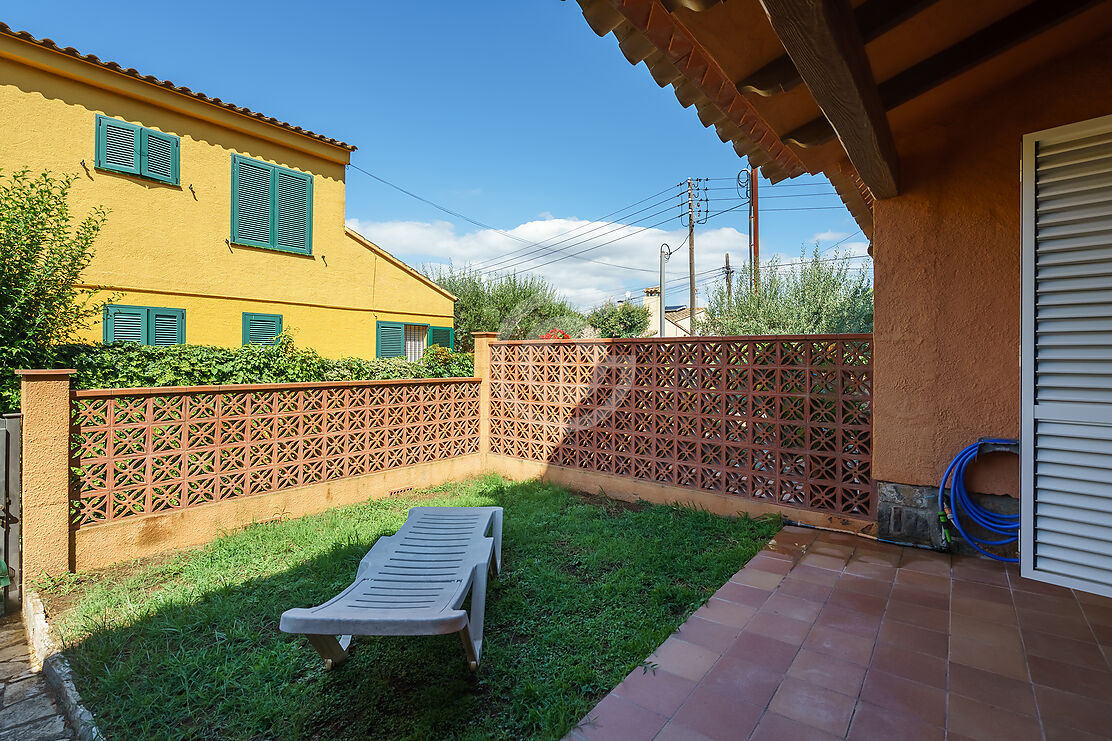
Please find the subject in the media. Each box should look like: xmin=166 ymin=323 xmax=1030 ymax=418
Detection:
xmin=275 ymin=168 xmax=312 ymax=254
xmin=148 ymin=308 xmax=185 ymax=345
xmin=377 ymin=321 xmax=404 ymax=358
xmin=427 ymin=326 xmax=454 ymax=350
xmin=104 ymin=305 xmax=145 ymax=343
xmin=242 ymin=313 xmax=283 ymax=345
xmin=140 ymin=129 xmax=180 ymax=185
xmin=232 ymin=155 xmax=273 ymax=247
xmin=95 ymin=116 xmax=141 ymax=175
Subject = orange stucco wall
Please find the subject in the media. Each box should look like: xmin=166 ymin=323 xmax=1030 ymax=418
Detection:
xmin=872 ymin=36 xmax=1112 ymax=496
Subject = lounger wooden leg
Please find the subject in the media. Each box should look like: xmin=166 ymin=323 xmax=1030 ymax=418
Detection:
xmin=307 ymin=634 xmax=352 ymax=670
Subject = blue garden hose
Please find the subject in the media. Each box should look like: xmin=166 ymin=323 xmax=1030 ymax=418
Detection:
xmin=938 ymin=439 xmax=1020 ymax=562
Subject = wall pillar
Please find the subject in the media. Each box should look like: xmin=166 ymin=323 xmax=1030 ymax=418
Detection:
xmin=16 ymin=370 xmax=75 ymax=591
xmin=472 ymin=333 xmax=499 ymax=466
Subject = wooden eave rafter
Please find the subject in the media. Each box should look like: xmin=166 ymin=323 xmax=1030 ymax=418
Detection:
xmin=758 ymin=0 xmax=901 ymax=198
xmin=785 ymin=0 xmax=1103 ymax=148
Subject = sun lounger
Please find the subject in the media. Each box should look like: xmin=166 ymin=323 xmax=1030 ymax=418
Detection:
xmin=279 ymin=506 xmax=503 ymax=671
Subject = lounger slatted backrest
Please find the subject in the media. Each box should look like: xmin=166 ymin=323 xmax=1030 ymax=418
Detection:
xmin=280 ymin=505 xmax=502 ymax=671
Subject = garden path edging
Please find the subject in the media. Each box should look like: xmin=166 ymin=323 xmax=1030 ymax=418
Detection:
xmin=22 ymin=592 xmax=105 ymax=741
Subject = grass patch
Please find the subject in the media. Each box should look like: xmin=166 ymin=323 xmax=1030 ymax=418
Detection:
xmin=42 ymin=476 xmax=780 ymax=740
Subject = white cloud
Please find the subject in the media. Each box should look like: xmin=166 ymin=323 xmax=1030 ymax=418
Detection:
xmin=538 ymin=211 xmax=555 ymax=220
xmin=346 ymin=216 xmax=758 ymax=309
xmin=811 ymin=230 xmax=850 ymax=243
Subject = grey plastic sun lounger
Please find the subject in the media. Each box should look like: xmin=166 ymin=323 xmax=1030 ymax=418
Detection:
xmin=280 ymin=506 xmax=502 ymax=671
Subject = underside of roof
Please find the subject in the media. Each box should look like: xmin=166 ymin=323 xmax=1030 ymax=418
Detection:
xmin=573 ymin=0 xmax=1112 ymax=240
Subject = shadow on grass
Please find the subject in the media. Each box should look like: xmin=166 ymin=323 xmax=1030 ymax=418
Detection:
xmin=45 ymin=476 xmax=780 ymax=740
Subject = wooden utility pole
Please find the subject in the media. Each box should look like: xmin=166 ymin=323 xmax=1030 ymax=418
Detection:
xmin=687 ymin=178 xmax=696 ymax=316
xmin=725 ymin=253 xmax=733 ymax=308
xmin=749 ymin=163 xmax=760 ymax=290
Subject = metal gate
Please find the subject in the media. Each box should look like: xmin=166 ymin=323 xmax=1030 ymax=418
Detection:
xmin=0 ymin=414 xmax=20 ymax=610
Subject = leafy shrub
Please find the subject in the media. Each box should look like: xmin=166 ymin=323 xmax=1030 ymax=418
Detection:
xmin=2 ymin=337 xmax=474 ymax=411
xmin=587 ymin=300 xmax=651 ymax=338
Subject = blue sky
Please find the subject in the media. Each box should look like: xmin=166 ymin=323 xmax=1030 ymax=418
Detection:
xmin=8 ymin=2 xmax=869 ymax=307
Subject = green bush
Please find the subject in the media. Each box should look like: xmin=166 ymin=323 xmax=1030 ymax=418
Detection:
xmin=2 ymin=337 xmax=474 ymax=411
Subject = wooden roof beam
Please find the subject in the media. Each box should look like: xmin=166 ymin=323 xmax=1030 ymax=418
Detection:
xmin=739 ymin=0 xmax=941 ymax=96
xmin=759 ymin=0 xmax=901 ymax=198
xmin=786 ymin=0 xmax=1102 ymax=147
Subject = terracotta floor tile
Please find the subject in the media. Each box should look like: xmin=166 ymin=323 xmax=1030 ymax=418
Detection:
xmin=859 ymin=669 xmax=946 ymax=726
xmin=843 ymin=559 xmax=897 ymax=581
xmin=694 ymin=598 xmax=757 ymax=628
xmin=787 ymin=649 xmax=867 ymax=695
xmin=810 ymin=542 xmax=854 ymax=560
xmin=749 ymin=712 xmax=844 ymax=741
xmin=745 ymin=610 xmax=813 ymax=646
xmin=889 ymin=583 xmax=950 ymax=612
xmin=814 ymin=604 xmax=882 ymax=640
xmin=730 ymin=568 xmax=784 ymax=591
xmin=1081 ymin=601 xmax=1112 ymax=628
xmin=776 ymin=576 xmax=833 ymax=604
xmin=653 ymin=721 xmax=717 ymax=741
xmin=827 ymin=588 xmax=888 ymax=617
xmin=947 ymin=663 xmax=1037 ymax=716
xmin=893 ymin=569 xmax=951 ymax=595
xmin=898 ymin=550 xmax=952 ymax=577
xmin=673 ymin=616 xmax=740 ymax=654
xmin=1016 ymin=607 xmax=1094 ymax=641
xmin=1091 ymin=621 xmax=1112 ymax=645
xmin=1023 ymin=628 xmax=1109 ymax=671
xmin=723 ymin=630 xmax=801 ymax=673
xmin=849 ymin=543 xmax=902 ymax=566
xmin=815 ymin=531 xmax=861 ymax=548
xmin=648 ymin=638 xmax=722 ymax=683
xmin=950 ymin=579 xmax=1013 ymax=606
xmin=804 ymin=624 xmax=876 ymax=665
xmin=713 ymin=581 xmax=773 ymax=609
xmin=761 ymin=544 xmax=803 ymax=562
xmin=834 ymin=573 xmax=893 ymax=598
xmin=670 ymin=684 xmax=763 ymax=741
xmin=788 ymin=564 xmax=843 ymax=586
xmin=1011 ymin=589 xmax=1084 ymax=617
xmin=613 ymin=667 xmax=696 ymax=716
xmin=949 ymin=634 xmax=1029 ymax=680
xmin=800 ymin=552 xmax=850 ymax=572
xmin=768 ymin=677 xmax=856 ymax=736
xmin=950 ymin=555 xmax=1010 ymax=587
xmin=848 ymin=701 xmax=945 ymax=741
xmin=748 ymin=555 xmax=795 ymax=576
xmin=761 ymin=592 xmax=824 ymax=623
xmin=1009 ymin=573 xmax=1077 ymax=598
xmin=1028 ymin=654 xmax=1112 ymax=700
xmin=882 ymin=600 xmax=950 ymax=633
xmin=574 ymin=694 xmax=668 ymax=741
xmin=877 ymin=619 xmax=948 ymax=659
xmin=947 ymin=694 xmax=1043 ymax=741
xmin=699 ymin=655 xmax=785 ymax=708
xmin=1035 ymin=685 xmax=1112 ymax=737
xmin=1043 ymin=723 xmax=1112 ymax=741
xmin=950 ymin=612 xmax=1024 ymax=650
xmin=950 ymin=594 xmax=1017 ymax=624
xmin=870 ymin=642 xmax=948 ymax=689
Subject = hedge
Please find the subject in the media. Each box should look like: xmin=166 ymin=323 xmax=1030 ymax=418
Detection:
xmin=1 ymin=338 xmax=474 ymax=413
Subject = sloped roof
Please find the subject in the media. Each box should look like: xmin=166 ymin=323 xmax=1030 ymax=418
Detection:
xmin=0 ymin=22 xmax=356 ymax=152
xmin=664 ymin=306 xmax=705 ymax=322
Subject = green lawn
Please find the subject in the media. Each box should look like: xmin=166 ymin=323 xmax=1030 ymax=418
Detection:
xmin=41 ymin=475 xmax=780 ymax=740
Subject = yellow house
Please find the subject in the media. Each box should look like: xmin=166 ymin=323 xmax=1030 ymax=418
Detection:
xmin=0 ymin=23 xmax=455 ymax=360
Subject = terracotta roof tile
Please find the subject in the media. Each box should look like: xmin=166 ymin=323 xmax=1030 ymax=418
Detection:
xmin=0 ymin=22 xmax=356 ymax=152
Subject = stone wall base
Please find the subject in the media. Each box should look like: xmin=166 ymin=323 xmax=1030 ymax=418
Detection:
xmin=877 ymin=480 xmax=1019 ymax=558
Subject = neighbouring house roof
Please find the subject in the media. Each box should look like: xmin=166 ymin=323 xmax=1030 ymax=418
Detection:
xmin=344 ymin=227 xmax=458 ymax=303
xmin=664 ymin=306 xmax=705 ymax=323
xmin=0 ymin=22 xmax=356 ymax=152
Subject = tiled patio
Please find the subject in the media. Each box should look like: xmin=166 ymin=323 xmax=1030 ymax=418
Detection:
xmin=565 ymin=527 xmax=1112 ymax=741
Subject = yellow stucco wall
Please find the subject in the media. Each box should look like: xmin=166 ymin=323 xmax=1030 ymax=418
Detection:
xmin=0 ymin=35 xmax=454 ymax=358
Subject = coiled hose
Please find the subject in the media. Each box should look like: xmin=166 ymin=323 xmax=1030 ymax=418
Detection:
xmin=938 ymin=439 xmax=1020 ymax=562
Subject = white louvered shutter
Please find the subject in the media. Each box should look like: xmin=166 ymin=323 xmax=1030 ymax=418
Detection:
xmin=234 ymin=158 xmax=273 ymax=246
xmin=1022 ymin=113 xmax=1112 ymax=598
